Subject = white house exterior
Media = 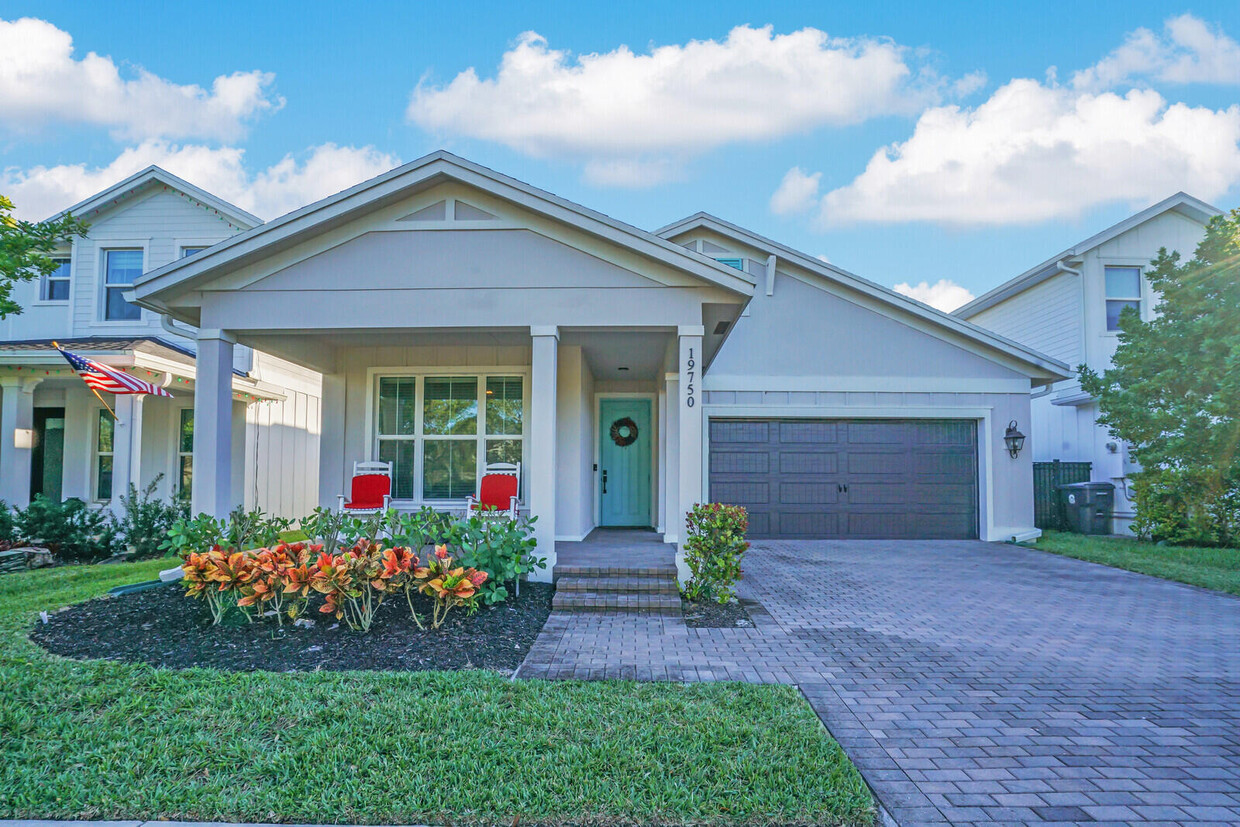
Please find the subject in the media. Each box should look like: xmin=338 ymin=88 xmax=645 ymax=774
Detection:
xmin=0 ymin=167 xmax=321 ymax=518
xmin=956 ymin=193 xmax=1219 ymax=534
xmin=132 ymin=151 xmax=1067 ymax=579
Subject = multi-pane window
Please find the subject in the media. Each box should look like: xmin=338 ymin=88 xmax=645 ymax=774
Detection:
xmin=375 ymin=374 xmax=525 ymax=501
xmin=41 ymin=258 xmax=71 ymax=301
xmin=96 ymin=410 xmax=114 ymax=500
xmin=103 ymin=249 xmax=143 ymax=321
xmin=177 ymin=409 xmax=194 ymax=497
xmin=1104 ymin=266 xmax=1142 ymax=331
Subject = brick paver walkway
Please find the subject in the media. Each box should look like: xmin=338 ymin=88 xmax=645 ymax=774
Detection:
xmin=517 ymin=540 xmax=1240 ymax=826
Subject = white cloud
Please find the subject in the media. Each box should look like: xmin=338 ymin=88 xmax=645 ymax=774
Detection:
xmin=769 ymin=167 xmax=822 ymax=215
xmin=1073 ymin=14 xmax=1240 ymax=91
xmin=893 ymin=279 xmax=975 ymax=312
xmin=0 ymin=16 xmax=282 ymax=141
xmin=3 ymin=141 xmax=399 ymax=220
xmin=409 ymin=26 xmax=946 ymax=186
xmin=816 ymin=80 xmax=1240 ymax=225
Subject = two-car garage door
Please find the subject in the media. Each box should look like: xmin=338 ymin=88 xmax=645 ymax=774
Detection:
xmin=708 ymin=419 xmax=979 ymax=540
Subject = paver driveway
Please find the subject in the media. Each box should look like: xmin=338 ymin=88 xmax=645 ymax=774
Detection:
xmin=519 ymin=540 xmax=1240 ymax=825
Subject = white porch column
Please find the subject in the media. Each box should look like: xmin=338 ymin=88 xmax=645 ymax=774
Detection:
xmin=675 ymin=326 xmax=705 ymax=582
xmin=193 ymin=332 xmax=236 ymax=518
xmin=0 ymin=377 xmax=41 ymax=508
xmin=663 ymin=372 xmax=679 ymax=543
xmin=528 ymin=326 xmax=559 ymax=581
xmin=108 ymin=394 xmax=145 ymax=513
xmin=656 ymin=386 xmax=667 ymax=534
xmin=318 ymin=371 xmax=347 ymax=509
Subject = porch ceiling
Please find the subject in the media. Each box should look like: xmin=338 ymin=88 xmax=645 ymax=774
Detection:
xmin=562 ymin=330 xmax=671 ymax=380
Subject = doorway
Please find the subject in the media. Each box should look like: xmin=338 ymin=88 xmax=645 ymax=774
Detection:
xmin=598 ymin=397 xmax=653 ymax=527
xmin=31 ymin=407 xmax=66 ymax=502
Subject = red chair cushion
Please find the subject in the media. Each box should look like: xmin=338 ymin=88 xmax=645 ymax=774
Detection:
xmin=476 ymin=473 xmax=518 ymax=510
xmin=345 ymin=474 xmax=390 ymax=509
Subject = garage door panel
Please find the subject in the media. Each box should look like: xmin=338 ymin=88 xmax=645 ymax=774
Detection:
xmin=779 ymin=451 xmax=838 ymax=474
xmin=708 ymin=418 xmax=978 ymax=540
xmin=779 ymin=482 xmax=840 ymax=505
xmin=779 ymin=421 xmax=839 ymax=443
xmin=711 ymin=450 xmax=770 ymax=474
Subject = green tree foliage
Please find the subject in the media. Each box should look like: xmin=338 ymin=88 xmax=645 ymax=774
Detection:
xmin=1080 ymin=210 xmax=1240 ymax=546
xmin=0 ymin=195 xmax=89 ymax=319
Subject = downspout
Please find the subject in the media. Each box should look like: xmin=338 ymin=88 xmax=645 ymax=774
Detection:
xmin=160 ymin=313 xmax=196 ymax=341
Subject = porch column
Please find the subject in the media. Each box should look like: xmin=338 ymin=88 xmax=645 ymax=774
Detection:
xmin=528 ymin=326 xmax=558 ymax=581
xmin=676 ymin=326 xmax=705 ymax=582
xmin=663 ymin=372 xmax=679 ymax=543
xmin=0 ymin=377 xmax=41 ymax=508
xmin=656 ymin=386 xmax=667 ymax=534
xmin=193 ymin=332 xmax=235 ymax=519
xmin=318 ymin=371 xmax=347 ymax=509
xmin=108 ymin=394 xmax=145 ymax=513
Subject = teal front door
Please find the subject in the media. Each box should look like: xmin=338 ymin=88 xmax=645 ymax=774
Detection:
xmin=599 ymin=398 xmax=652 ymax=527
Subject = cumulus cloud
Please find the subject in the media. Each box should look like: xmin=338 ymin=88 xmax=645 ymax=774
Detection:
xmin=813 ymin=81 xmax=1240 ymax=225
xmin=0 ymin=16 xmax=281 ymax=141
xmin=893 ymin=279 xmax=975 ymax=312
xmin=3 ymin=141 xmax=399 ymax=220
xmin=769 ymin=167 xmax=822 ymax=215
xmin=409 ymin=26 xmax=945 ymax=186
xmin=1073 ymin=14 xmax=1240 ymax=91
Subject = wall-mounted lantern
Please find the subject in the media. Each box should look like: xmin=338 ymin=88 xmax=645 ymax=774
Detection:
xmin=1004 ymin=420 xmax=1026 ymax=459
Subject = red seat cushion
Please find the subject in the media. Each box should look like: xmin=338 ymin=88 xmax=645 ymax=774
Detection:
xmin=345 ymin=474 xmax=390 ymax=509
xmin=475 ymin=473 xmax=518 ymax=510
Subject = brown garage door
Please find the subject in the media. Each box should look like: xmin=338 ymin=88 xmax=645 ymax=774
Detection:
xmin=708 ymin=419 xmax=979 ymax=540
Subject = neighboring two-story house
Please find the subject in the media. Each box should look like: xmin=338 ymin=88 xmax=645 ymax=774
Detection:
xmin=955 ymin=193 xmax=1220 ymax=534
xmin=0 ymin=166 xmax=321 ymax=518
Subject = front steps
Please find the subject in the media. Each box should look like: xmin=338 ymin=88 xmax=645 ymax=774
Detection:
xmin=552 ymin=564 xmax=681 ymax=615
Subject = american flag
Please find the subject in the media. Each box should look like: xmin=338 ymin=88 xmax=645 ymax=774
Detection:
xmin=54 ymin=344 xmax=173 ymax=398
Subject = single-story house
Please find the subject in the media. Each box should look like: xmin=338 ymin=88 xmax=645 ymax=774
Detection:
xmin=132 ymin=151 xmax=1068 ymax=579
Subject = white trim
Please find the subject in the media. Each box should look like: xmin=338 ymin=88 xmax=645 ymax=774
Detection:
xmin=555 ymin=532 xmax=590 ymax=543
xmin=700 ymin=405 xmax=996 ymax=542
xmin=45 ymin=165 xmax=261 ymax=228
xmin=703 ymin=375 xmax=1032 ymax=394
xmin=593 ymin=392 xmax=659 ymax=529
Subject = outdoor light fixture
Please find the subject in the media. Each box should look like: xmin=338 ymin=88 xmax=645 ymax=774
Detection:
xmin=1004 ymin=420 xmax=1026 ymax=459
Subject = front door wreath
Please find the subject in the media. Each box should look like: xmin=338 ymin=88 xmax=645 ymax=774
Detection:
xmin=609 ymin=417 xmax=639 ymax=447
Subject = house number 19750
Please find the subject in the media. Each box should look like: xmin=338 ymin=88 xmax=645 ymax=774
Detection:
xmin=685 ymin=347 xmax=696 ymax=407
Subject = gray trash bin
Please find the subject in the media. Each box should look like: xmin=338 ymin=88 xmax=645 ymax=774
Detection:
xmin=1058 ymin=482 xmax=1115 ymax=535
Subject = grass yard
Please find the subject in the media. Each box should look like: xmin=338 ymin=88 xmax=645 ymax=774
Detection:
xmin=0 ymin=561 xmax=873 ymax=826
xmin=1035 ymin=531 xmax=1240 ymax=596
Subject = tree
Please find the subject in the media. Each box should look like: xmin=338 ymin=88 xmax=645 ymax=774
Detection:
xmin=1080 ymin=210 xmax=1240 ymax=546
xmin=0 ymin=195 xmax=89 ymax=319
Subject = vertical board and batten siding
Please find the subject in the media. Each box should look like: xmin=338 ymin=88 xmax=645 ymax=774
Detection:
xmin=968 ymin=271 xmax=1083 ymax=366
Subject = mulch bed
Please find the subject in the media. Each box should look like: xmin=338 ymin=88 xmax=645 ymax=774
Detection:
xmin=31 ymin=581 xmax=553 ymax=674
xmin=682 ymin=598 xmax=754 ymax=628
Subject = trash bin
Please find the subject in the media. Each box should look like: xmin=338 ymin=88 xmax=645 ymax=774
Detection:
xmin=1058 ymin=481 xmax=1115 ymax=535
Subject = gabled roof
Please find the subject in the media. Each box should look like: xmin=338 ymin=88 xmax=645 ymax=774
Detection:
xmin=955 ymin=192 xmax=1220 ymax=319
xmin=133 ymin=151 xmax=755 ymax=307
xmin=657 ymin=212 xmax=1070 ymax=382
xmin=44 ymin=165 xmax=262 ymax=230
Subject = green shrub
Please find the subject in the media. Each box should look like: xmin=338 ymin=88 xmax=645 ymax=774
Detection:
xmin=1131 ymin=467 xmax=1240 ymax=547
xmin=15 ymin=496 xmax=119 ymax=562
xmin=681 ymin=503 xmax=749 ymax=604
xmin=117 ymin=476 xmax=187 ymax=558
xmin=449 ymin=514 xmax=543 ymax=604
xmin=0 ymin=500 xmax=15 ymax=545
xmin=161 ymin=506 xmax=293 ymax=557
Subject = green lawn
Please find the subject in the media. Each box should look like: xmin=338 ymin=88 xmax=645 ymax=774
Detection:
xmin=0 ymin=560 xmax=872 ymax=826
xmin=1035 ymin=531 xmax=1240 ymax=596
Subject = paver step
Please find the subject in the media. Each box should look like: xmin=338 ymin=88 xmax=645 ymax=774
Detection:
xmin=553 ymin=564 xmax=677 ymax=581
xmin=551 ymin=591 xmax=682 ymax=615
xmin=556 ymin=575 xmax=678 ymax=595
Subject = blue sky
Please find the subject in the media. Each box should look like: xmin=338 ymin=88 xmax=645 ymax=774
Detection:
xmin=3 ymin=0 xmax=1239 ymax=309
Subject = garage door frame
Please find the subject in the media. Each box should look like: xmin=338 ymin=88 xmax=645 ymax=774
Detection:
xmin=701 ymin=405 xmax=994 ymax=540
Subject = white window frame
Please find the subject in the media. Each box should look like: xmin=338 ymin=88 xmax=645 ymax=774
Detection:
xmin=38 ymin=256 xmax=72 ymax=304
xmin=180 ymin=246 xmax=208 ymax=258
xmin=714 ymin=257 xmax=745 ymax=272
xmin=1103 ymin=263 xmax=1144 ymax=333
xmin=98 ymin=244 xmax=148 ymax=323
xmin=94 ymin=408 xmax=115 ymax=502
xmin=365 ymin=367 xmax=530 ymax=505
xmin=174 ymin=406 xmax=194 ymax=497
